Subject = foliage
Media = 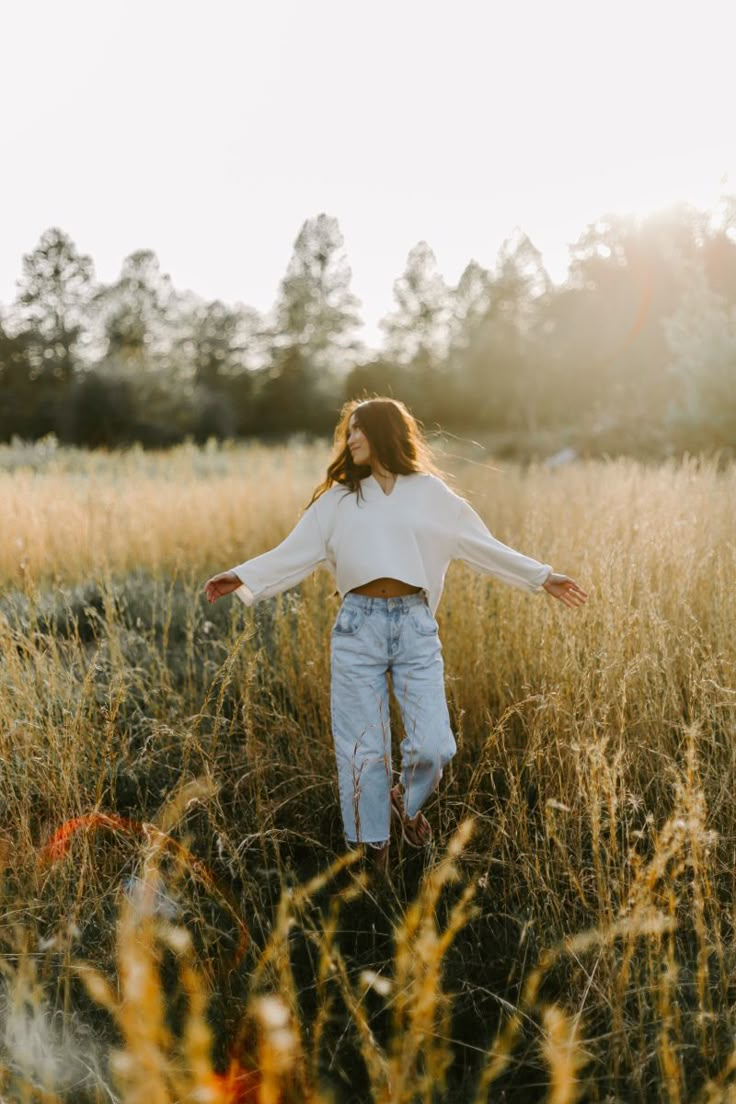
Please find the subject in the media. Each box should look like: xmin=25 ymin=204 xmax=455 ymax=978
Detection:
xmin=1 ymin=202 xmax=735 ymax=456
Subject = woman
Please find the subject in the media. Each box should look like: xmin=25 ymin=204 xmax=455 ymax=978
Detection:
xmin=204 ymin=397 xmax=587 ymax=874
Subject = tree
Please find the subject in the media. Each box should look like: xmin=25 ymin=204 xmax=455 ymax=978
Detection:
xmin=376 ymin=242 xmax=456 ymax=423
xmin=91 ymin=250 xmax=194 ymax=442
xmin=270 ymin=213 xmax=364 ymax=386
xmin=342 ymin=356 xmax=404 ymax=407
xmin=94 ymin=249 xmax=178 ymax=378
xmin=254 ymin=345 xmax=330 ymax=435
xmin=452 ymin=231 xmax=551 ymax=432
xmin=447 ymin=259 xmax=492 ymax=360
xmin=256 ymin=214 xmax=364 ymax=433
xmin=179 ymin=299 xmax=260 ymax=387
xmin=0 ymin=322 xmax=38 ymax=439
xmin=8 ymin=226 xmax=97 ymax=382
xmin=379 ymin=241 xmax=452 ymax=373
xmin=1 ymin=229 xmax=98 ymax=438
xmin=174 ymin=298 xmax=267 ymax=439
xmin=662 ymin=253 xmax=736 ymax=452
xmin=491 ymin=230 xmax=551 ymax=338
xmin=58 ymin=370 xmax=138 ymax=448
xmin=562 ymin=206 xmax=713 ymax=421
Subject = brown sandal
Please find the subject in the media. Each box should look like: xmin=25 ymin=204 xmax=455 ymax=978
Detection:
xmin=390 ymin=785 xmax=433 ymax=848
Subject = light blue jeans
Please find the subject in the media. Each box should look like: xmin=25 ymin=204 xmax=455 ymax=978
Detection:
xmin=330 ymin=589 xmax=457 ymax=846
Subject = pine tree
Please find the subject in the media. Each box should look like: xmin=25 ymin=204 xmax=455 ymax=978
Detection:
xmin=270 ymin=213 xmax=364 ymax=383
xmin=447 ymin=259 xmax=492 ymax=361
xmin=9 ymin=227 xmax=97 ymax=382
xmin=456 ymin=231 xmax=551 ymax=432
xmin=93 ymin=249 xmax=178 ymax=379
xmin=91 ymin=250 xmax=192 ymax=442
xmin=174 ymin=298 xmax=266 ymax=440
xmin=178 ymin=298 xmax=265 ymax=387
xmin=379 ymin=241 xmax=451 ymax=373
xmin=257 ymin=214 xmax=364 ymax=432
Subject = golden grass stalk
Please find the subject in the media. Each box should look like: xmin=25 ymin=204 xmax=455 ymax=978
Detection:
xmin=2 ymin=443 xmax=736 ymax=1100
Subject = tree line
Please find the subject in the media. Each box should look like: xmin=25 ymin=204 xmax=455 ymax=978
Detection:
xmin=1 ymin=203 xmax=735 ymax=456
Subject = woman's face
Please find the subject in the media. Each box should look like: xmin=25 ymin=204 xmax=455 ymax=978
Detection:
xmin=347 ymin=414 xmax=371 ymax=466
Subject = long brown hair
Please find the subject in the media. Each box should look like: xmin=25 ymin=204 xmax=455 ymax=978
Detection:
xmin=305 ymin=396 xmax=453 ymax=509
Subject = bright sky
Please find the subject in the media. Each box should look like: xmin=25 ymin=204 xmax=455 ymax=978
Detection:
xmin=2 ymin=0 xmax=734 ymax=350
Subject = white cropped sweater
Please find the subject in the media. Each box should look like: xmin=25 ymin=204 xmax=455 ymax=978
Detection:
xmin=230 ymin=472 xmax=552 ymax=616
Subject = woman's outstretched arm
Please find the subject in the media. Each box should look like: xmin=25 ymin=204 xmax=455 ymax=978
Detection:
xmin=453 ymin=495 xmax=552 ymax=593
xmin=452 ymin=496 xmax=587 ymax=607
xmin=204 ymin=501 xmax=326 ymax=606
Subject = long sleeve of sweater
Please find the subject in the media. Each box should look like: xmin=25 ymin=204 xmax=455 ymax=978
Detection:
xmin=229 ymin=502 xmax=326 ymax=606
xmin=452 ymin=496 xmax=552 ymax=593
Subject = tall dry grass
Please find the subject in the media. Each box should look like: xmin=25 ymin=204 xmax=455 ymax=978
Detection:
xmin=0 ymin=439 xmax=735 ymax=1101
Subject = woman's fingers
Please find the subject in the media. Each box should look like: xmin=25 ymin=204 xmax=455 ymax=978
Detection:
xmin=204 ymin=575 xmax=226 ymax=602
xmin=545 ymin=576 xmax=589 ymax=608
xmin=203 ymin=571 xmax=240 ymax=603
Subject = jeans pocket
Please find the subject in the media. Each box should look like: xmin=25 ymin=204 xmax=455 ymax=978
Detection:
xmin=332 ymin=604 xmax=366 ymax=636
xmin=410 ymin=602 xmax=438 ymax=636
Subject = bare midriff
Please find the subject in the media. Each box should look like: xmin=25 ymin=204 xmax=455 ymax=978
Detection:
xmin=348 ymin=577 xmax=423 ymax=598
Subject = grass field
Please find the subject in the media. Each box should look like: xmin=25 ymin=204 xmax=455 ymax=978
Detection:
xmin=0 ymin=439 xmax=734 ymax=1102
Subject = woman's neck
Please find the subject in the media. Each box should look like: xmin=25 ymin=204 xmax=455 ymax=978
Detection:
xmin=371 ymin=465 xmax=396 ymax=492
xmin=370 ymin=461 xmax=393 ymax=480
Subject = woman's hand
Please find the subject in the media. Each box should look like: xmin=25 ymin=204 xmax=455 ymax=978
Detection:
xmin=204 ymin=570 xmax=242 ymax=604
xmin=542 ymin=572 xmax=588 ymax=609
